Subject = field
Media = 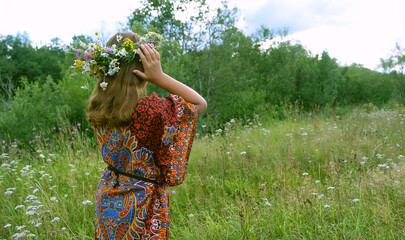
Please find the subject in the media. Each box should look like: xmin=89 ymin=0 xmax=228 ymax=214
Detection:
xmin=1 ymin=105 xmax=404 ymax=239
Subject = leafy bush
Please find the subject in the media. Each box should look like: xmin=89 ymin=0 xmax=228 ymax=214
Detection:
xmin=0 ymin=73 xmax=92 ymax=144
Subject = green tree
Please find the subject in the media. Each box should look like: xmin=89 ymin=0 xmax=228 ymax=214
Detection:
xmin=0 ymin=33 xmax=66 ymax=96
xmin=380 ymin=43 xmax=405 ymax=103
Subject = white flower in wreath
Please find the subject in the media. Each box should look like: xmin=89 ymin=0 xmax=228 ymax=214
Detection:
xmin=107 ymin=69 xmax=115 ymax=76
xmin=88 ymin=43 xmax=96 ymax=51
xmin=100 ymin=82 xmax=108 ymax=91
xmin=110 ymin=59 xmax=119 ymax=66
xmin=117 ymin=48 xmax=126 ymax=57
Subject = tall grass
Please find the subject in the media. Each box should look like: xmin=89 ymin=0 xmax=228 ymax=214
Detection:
xmin=0 ymin=104 xmax=404 ymax=239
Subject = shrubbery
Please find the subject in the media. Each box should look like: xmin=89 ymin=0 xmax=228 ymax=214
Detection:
xmin=0 ymin=73 xmax=92 ymax=144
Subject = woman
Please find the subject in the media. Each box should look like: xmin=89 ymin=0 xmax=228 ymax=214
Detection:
xmin=85 ymin=31 xmax=207 ymax=239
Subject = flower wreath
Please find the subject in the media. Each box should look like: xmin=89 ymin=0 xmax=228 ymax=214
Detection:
xmin=72 ymin=32 xmax=162 ymax=90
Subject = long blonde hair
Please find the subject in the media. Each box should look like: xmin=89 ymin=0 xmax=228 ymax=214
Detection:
xmin=86 ymin=31 xmax=147 ymax=127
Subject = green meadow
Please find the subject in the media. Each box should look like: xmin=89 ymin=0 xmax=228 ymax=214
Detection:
xmin=1 ymin=104 xmax=404 ymax=239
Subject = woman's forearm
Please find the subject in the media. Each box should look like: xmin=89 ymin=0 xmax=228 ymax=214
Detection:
xmin=154 ymin=73 xmax=207 ymax=114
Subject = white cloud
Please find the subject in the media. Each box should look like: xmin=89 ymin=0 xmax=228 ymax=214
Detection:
xmin=232 ymin=0 xmax=405 ymax=69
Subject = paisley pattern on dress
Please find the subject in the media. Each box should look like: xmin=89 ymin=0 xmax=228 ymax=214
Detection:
xmin=94 ymin=93 xmax=198 ymax=240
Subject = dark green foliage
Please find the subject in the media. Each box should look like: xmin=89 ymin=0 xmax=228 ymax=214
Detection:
xmin=0 ymin=33 xmax=65 ymax=93
xmin=337 ymin=65 xmax=397 ymax=105
xmin=380 ymin=43 xmax=405 ymax=104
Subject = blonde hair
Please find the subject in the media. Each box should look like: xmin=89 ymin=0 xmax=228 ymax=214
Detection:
xmin=86 ymin=31 xmax=147 ymax=127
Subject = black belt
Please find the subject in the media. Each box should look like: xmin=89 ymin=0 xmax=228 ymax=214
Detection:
xmin=107 ymin=165 xmax=159 ymax=187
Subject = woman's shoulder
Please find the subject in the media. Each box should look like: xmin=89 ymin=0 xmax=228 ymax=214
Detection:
xmin=134 ymin=92 xmax=161 ymax=111
xmin=136 ymin=93 xmax=180 ymax=109
xmin=134 ymin=92 xmax=196 ymax=119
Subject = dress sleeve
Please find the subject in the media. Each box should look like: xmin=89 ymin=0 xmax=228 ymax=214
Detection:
xmin=157 ymin=94 xmax=198 ymax=186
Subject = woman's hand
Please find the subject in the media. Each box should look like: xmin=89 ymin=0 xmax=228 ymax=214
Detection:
xmin=133 ymin=44 xmax=164 ymax=83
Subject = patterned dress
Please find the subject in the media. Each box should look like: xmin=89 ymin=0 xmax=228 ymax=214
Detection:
xmin=94 ymin=93 xmax=198 ymax=239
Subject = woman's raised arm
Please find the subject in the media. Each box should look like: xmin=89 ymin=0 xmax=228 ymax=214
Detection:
xmin=133 ymin=44 xmax=207 ymax=115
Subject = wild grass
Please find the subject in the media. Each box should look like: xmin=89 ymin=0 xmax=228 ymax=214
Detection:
xmin=0 ymin=104 xmax=404 ymax=239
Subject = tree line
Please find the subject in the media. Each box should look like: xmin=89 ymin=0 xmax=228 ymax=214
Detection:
xmin=0 ymin=0 xmax=404 ymax=144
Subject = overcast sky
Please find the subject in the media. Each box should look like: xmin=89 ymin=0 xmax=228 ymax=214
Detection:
xmin=1 ymin=0 xmax=404 ymax=70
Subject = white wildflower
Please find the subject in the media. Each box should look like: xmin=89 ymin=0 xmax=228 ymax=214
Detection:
xmin=82 ymin=200 xmax=92 ymax=205
xmin=100 ymin=81 xmax=108 ymax=91
xmin=26 ymin=195 xmax=37 ymax=200
xmin=15 ymin=225 xmax=26 ymax=230
xmin=12 ymin=230 xmax=30 ymax=239
xmin=110 ymin=59 xmax=119 ymax=66
xmin=352 ymin=198 xmax=360 ymax=202
xmin=117 ymin=48 xmax=126 ymax=57
xmin=26 ymin=211 xmax=36 ymax=216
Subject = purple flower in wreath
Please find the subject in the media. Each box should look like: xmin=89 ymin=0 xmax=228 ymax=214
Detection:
xmin=84 ymin=52 xmax=91 ymax=61
xmin=75 ymin=49 xmax=81 ymax=58
xmin=106 ymin=48 xmax=113 ymax=54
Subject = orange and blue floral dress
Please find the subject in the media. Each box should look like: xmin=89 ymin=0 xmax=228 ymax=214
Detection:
xmin=94 ymin=93 xmax=198 ymax=240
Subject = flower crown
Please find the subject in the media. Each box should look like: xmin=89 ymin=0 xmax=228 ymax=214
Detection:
xmin=73 ymin=32 xmax=163 ymax=90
